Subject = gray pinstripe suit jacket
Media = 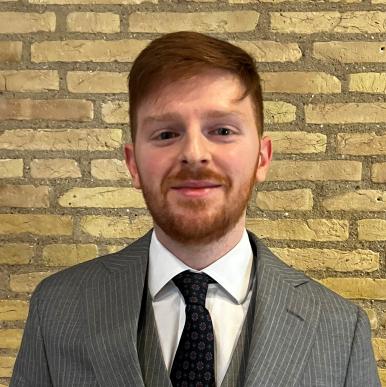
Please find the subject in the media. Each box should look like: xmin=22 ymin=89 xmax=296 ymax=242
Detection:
xmin=11 ymin=230 xmax=380 ymax=387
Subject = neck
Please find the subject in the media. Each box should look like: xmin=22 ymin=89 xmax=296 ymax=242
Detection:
xmin=154 ymin=217 xmax=246 ymax=270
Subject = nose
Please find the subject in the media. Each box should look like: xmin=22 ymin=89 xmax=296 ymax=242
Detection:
xmin=178 ymin=128 xmax=211 ymax=166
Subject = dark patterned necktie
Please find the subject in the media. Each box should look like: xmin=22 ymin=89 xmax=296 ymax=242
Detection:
xmin=170 ymin=270 xmax=216 ymax=387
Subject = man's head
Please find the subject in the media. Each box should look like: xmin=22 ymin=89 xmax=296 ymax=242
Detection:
xmin=128 ymin=31 xmax=264 ymax=143
xmin=125 ymin=32 xmax=271 ymax=246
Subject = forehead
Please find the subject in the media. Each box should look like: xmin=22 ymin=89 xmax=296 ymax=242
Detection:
xmin=137 ymin=69 xmax=251 ymax=119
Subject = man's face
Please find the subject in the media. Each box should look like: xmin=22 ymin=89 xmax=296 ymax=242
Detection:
xmin=125 ymin=69 xmax=272 ymax=245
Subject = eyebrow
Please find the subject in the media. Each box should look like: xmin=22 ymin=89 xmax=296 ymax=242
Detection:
xmin=142 ymin=110 xmax=244 ymax=126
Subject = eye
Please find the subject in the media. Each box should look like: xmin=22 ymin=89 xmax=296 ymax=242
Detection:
xmin=154 ymin=131 xmax=179 ymax=141
xmin=212 ymin=127 xmax=234 ymax=136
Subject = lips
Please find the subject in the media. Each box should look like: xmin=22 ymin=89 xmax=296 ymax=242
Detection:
xmin=171 ymin=180 xmax=222 ymax=189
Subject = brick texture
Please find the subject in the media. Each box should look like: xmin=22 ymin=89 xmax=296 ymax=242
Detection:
xmin=32 ymin=40 xmax=148 ymax=62
xmin=256 ymin=189 xmax=313 ymax=211
xmin=0 ymin=42 xmax=22 ymax=63
xmin=322 ymin=190 xmax=386 ymax=211
xmin=267 ymin=160 xmax=361 ymax=181
xmin=30 ymin=159 xmax=81 ymax=179
xmin=246 ymin=218 xmax=348 ymax=241
xmin=128 ymin=12 xmax=259 ymax=33
xmin=313 ymin=42 xmax=386 ymax=63
xmin=66 ymin=12 xmax=120 ymax=33
xmin=0 ymin=12 xmax=55 ymax=34
xmin=42 ymin=244 xmax=98 ymax=266
xmin=0 ymin=185 xmax=49 ymax=208
xmin=261 ymin=72 xmax=341 ymax=94
xmin=271 ymin=12 xmax=386 ymax=34
xmin=0 ymin=159 xmax=23 ymax=178
xmin=0 ymin=129 xmax=121 ymax=151
xmin=272 ymin=248 xmax=379 ymax=272
xmin=0 ymin=99 xmax=93 ymax=121
xmin=1 ymin=1 xmax=386 ymax=383
xmin=0 ymin=71 xmax=59 ymax=92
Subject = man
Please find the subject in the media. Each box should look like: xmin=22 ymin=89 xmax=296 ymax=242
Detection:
xmin=11 ymin=32 xmax=380 ymax=387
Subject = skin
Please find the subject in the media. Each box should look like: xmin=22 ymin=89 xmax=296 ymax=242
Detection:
xmin=125 ymin=69 xmax=272 ymax=270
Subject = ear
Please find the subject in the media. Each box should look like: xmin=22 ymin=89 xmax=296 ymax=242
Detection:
xmin=124 ymin=143 xmax=142 ymax=189
xmin=255 ymin=135 xmax=272 ymax=183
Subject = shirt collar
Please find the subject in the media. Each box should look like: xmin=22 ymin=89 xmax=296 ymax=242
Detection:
xmin=148 ymin=229 xmax=253 ymax=305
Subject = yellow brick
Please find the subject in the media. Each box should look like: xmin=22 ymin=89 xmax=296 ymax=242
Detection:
xmin=30 ymin=159 xmax=81 ymax=179
xmin=59 ymin=187 xmax=145 ymax=208
xmin=323 ymin=190 xmax=386 ymax=211
xmin=0 ymin=244 xmax=33 ymax=264
xmin=272 ymin=248 xmax=379 ymax=272
xmin=246 ymin=218 xmax=348 ymax=241
xmin=372 ymin=163 xmax=386 ymax=183
xmin=67 ymin=71 xmax=128 ymax=93
xmin=0 ymin=70 xmax=58 ymax=92
xmin=0 ymin=185 xmax=49 ymax=207
xmin=267 ymin=160 xmax=361 ymax=181
xmin=378 ymin=368 xmax=386 ymax=386
xmin=0 ymin=12 xmax=55 ymax=33
xmin=31 ymin=0 xmax=155 ymax=3
xmin=0 ymin=356 xmax=16 ymax=377
xmin=266 ymin=131 xmax=326 ymax=154
xmin=91 ymin=159 xmax=130 ymax=180
xmin=256 ymin=189 xmax=313 ymax=211
xmin=313 ymin=41 xmax=386 ymax=63
xmin=233 ymin=0 xmax=360 ymax=2
xmin=350 ymin=73 xmax=386 ymax=93
xmin=0 ymin=129 xmax=121 ymax=151
xmin=0 ymin=214 xmax=72 ymax=236
xmin=101 ymin=101 xmax=129 ymax=124
xmin=234 ymin=41 xmax=301 ymax=62
xmin=0 ymin=42 xmax=22 ymax=63
xmin=128 ymin=12 xmax=259 ymax=33
xmin=104 ymin=245 xmax=126 ymax=254
xmin=42 ymin=244 xmax=97 ymax=266
xmin=10 ymin=271 xmax=56 ymax=293
xmin=374 ymin=339 xmax=386 ymax=362
xmin=305 ymin=103 xmax=386 ymax=124
xmin=67 ymin=12 xmax=120 ymax=33
xmin=320 ymin=278 xmax=386 ymax=300
xmin=0 ymin=99 xmax=93 ymax=121
xmin=32 ymin=40 xmax=148 ymax=63
xmin=0 ymin=329 xmax=22 ymax=349
xmin=358 ymin=219 xmax=386 ymax=241
xmin=364 ymin=309 xmax=378 ymax=330
xmin=263 ymin=102 xmax=296 ymax=124
xmin=0 ymin=159 xmax=23 ymax=178
xmin=261 ymin=72 xmax=341 ymax=93
xmin=271 ymin=12 xmax=386 ymax=34
xmin=0 ymin=300 xmax=29 ymax=321
xmin=337 ymin=133 xmax=386 ymax=155
xmin=81 ymin=215 xmax=153 ymax=238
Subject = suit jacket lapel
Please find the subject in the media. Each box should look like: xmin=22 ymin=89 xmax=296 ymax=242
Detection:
xmin=84 ymin=231 xmax=152 ymax=387
xmin=244 ymin=232 xmax=321 ymax=387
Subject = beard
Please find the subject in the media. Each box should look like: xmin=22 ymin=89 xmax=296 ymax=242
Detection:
xmin=139 ymin=162 xmax=258 ymax=246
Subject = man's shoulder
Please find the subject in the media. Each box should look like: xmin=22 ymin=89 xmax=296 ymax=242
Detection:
xmin=248 ymin=231 xmax=360 ymax=318
xmin=34 ymin=231 xmax=152 ymax=300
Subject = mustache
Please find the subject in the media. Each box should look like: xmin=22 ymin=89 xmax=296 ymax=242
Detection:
xmin=162 ymin=168 xmax=231 ymax=193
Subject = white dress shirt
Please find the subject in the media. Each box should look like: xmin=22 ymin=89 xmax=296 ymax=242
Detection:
xmin=148 ymin=229 xmax=254 ymax=385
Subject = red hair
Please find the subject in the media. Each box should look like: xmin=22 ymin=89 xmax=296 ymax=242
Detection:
xmin=129 ymin=31 xmax=263 ymax=142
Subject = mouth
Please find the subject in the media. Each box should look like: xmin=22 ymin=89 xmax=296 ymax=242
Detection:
xmin=170 ymin=180 xmax=222 ymax=198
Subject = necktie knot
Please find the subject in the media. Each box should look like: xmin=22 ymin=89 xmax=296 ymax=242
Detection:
xmin=173 ymin=271 xmax=214 ymax=307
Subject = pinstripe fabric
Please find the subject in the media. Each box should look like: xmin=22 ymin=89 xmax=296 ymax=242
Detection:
xmin=10 ymin=230 xmax=380 ymax=387
xmin=137 ymin=286 xmax=173 ymax=387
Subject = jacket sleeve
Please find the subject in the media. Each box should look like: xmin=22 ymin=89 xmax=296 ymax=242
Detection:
xmin=10 ymin=284 xmax=53 ymax=387
xmin=344 ymin=307 xmax=381 ymax=387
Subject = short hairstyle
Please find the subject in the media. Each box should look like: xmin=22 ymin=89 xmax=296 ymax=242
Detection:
xmin=128 ymin=31 xmax=263 ymax=142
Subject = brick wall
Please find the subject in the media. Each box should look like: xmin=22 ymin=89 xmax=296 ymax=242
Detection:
xmin=0 ymin=0 xmax=386 ymax=384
